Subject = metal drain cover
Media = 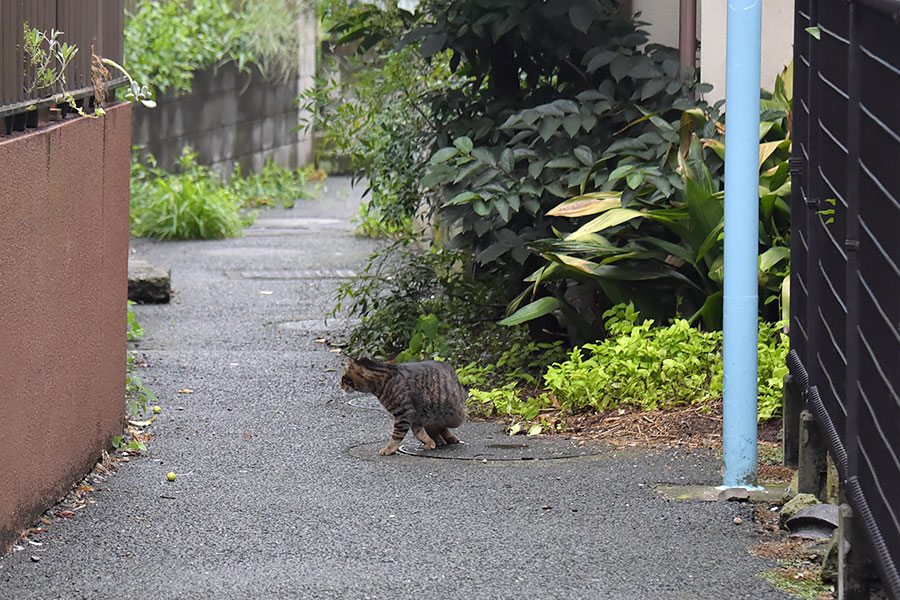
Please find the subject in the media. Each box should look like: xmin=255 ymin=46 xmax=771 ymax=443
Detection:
xmin=347 ymin=396 xmax=382 ymax=410
xmin=226 ymin=269 xmax=356 ymax=280
xmin=397 ymin=434 xmax=604 ymax=461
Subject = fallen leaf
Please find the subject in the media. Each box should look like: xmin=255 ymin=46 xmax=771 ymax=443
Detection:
xmin=542 ymin=505 xmax=553 ymax=510
xmin=259 ymin=290 xmax=273 ymax=295
xmin=243 ymin=434 xmax=252 ymax=439
xmin=177 ymin=389 xmax=194 ymax=394
xmin=41 ymin=518 xmax=51 ymax=526
xmin=55 ymin=511 xmax=75 ymax=519
xmin=314 ymin=338 xmax=326 ymax=343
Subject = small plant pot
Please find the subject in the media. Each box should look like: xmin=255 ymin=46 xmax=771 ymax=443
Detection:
xmin=11 ymin=112 xmax=27 ymax=132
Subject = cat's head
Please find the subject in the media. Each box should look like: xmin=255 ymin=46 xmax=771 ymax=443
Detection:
xmin=340 ymin=351 xmax=374 ymax=393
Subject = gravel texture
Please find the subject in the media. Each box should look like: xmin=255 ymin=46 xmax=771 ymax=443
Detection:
xmin=0 ymin=177 xmax=790 ymax=599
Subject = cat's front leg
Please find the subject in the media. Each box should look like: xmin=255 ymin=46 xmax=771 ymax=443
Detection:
xmin=425 ymin=427 xmax=446 ymax=446
xmin=411 ymin=425 xmax=436 ymax=450
xmin=380 ymin=419 xmax=410 ymax=455
xmin=440 ymin=428 xmax=460 ymax=445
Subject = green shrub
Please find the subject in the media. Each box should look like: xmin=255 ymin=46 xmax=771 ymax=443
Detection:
xmin=229 ymin=159 xmax=320 ymax=209
xmin=543 ymin=306 xmax=723 ymax=412
xmin=757 ymin=320 xmax=790 ymax=421
xmin=300 ymin=3 xmax=457 ymax=237
xmin=501 ymin=64 xmax=794 ymax=335
xmin=126 ymin=301 xmax=144 ymax=341
xmin=472 ymin=304 xmax=789 ymax=423
xmin=125 ymin=0 xmax=307 ymax=98
xmin=125 ymin=0 xmax=241 ymax=98
xmin=130 ymin=148 xmax=320 ymax=240
xmin=130 ymin=148 xmax=250 ymax=240
xmin=316 ymin=0 xmax=714 ymax=336
xmin=332 ymin=241 xmax=507 ymax=357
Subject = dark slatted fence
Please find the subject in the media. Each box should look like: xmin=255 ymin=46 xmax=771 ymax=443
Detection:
xmin=790 ymin=0 xmax=900 ymax=597
xmin=0 ymin=0 xmax=124 ymax=119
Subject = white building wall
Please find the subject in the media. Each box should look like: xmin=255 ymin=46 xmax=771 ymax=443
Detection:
xmin=631 ymin=0 xmax=680 ymax=49
xmin=699 ymin=0 xmax=794 ymax=103
xmin=631 ymin=0 xmax=794 ymax=103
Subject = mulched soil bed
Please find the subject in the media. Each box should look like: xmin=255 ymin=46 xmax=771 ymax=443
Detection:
xmin=499 ymin=398 xmax=793 ymax=482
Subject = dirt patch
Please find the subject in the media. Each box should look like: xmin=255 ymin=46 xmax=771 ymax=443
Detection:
xmin=558 ymin=401 xmax=723 ymax=450
xmin=553 ymin=398 xmax=781 ymax=449
xmin=759 ymin=462 xmax=794 ymax=483
xmin=752 ymin=505 xmax=836 ymax=599
xmin=484 ymin=399 xmax=793 ymax=482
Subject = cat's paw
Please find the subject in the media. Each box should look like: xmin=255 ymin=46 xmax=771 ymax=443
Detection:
xmin=443 ymin=434 xmax=460 ymax=445
xmin=379 ymin=446 xmax=397 ymax=455
xmin=422 ymin=441 xmax=436 ymax=450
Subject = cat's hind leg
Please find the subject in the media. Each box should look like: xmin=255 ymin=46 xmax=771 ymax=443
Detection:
xmin=440 ymin=428 xmax=460 ymax=445
xmin=426 ymin=427 xmax=446 ymax=446
xmin=411 ymin=425 xmax=437 ymax=450
xmin=380 ymin=420 xmax=410 ymax=455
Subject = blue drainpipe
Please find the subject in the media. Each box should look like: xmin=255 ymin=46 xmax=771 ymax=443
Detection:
xmin=722 ymin=0 xmax=762 ymax=488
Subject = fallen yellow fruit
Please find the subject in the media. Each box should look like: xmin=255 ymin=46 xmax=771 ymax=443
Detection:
xmin=166 ymin=472 xmax=176 ymax=481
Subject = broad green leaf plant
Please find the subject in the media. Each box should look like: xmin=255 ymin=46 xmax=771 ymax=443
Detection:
xmin=471 ymin=303 xmax=789 ymax=426
xmin=501 ymin=64 xmax=794 ymax=336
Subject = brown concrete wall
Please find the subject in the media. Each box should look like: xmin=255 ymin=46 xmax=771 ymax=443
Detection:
xmin=0 ymin=102 xmax=131 ymax=555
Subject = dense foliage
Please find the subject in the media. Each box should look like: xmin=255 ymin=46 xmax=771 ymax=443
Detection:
xmin=317 ymin=0 xmax=792 ymax=423
xmin=501 ymin=66 xmax=793 ymax=336
xmin=124 ymin=0 xmax=309 ymax=98
xmin=332 ymin=240 xmax=508 ymax=357
xmin=315 ymin=0 xmax=715 ymax=341
xmin=130 ymin=148 xmax=318 ymax=239
xmin=468 ymin=304 xmax=789 ymax=425
xmin=301 ymin=3 xmax=457 ymax=237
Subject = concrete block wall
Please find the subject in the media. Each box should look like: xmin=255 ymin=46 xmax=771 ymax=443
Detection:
xmin=0 ymin=103 xmax=132 ymax=555
xmin=132 ymin=61 xmax=312 ymax=176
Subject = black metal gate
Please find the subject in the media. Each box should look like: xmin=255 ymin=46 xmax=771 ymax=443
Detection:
xmin=791 ymin=0 xmax=900 ymax=597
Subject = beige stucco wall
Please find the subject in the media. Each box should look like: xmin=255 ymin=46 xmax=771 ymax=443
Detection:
xmin=631 ymin=0 xmax=794 ymax=102
xmin=632 ymin=0 xmax=681 ymax=49
xmin=699 ymin=0 xmax=794 ymax=102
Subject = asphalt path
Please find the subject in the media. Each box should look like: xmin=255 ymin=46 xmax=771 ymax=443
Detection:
xmin=0 ymin=177 xmax=790 ymax=599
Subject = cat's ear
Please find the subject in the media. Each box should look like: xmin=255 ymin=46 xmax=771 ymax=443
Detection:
xmin=357 ymin=350 xmax=371 ymax=361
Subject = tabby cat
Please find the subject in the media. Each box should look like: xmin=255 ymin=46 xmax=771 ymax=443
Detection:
xmin=341 ymin=352 xmax=467 ymax=455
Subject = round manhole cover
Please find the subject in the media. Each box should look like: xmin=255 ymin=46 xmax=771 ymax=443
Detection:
xmin=347 ymin=395 xmax=382 ymax=410
xmin=344 ymin=423 xmax=608 ymax=462
xmin=397 ymin=434 xmax=604 ymax=461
